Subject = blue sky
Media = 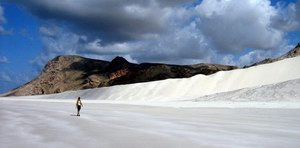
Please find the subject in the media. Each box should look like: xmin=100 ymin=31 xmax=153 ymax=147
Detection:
xmin=0 ymin=0 xmax=300 ymax=93
xmin=0 ymin=3 xmax=42 ymax=92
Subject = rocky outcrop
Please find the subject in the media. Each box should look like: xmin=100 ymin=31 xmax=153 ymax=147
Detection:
xmin=6 ymin=55 xmax=237 ymax=96
xmin=8 ymin=56 xmax=110 ymax=96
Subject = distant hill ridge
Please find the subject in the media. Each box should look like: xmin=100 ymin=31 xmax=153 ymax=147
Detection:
xmin=246 ymin=43 xmax=300 ymax=67
xmin=6 ymin=43 xmax=300 ymax=96
xmin=7 ymin=55 xmax=237 ymax=96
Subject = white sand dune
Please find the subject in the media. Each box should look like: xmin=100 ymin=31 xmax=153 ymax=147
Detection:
xmin=7 ymin=56 xmax=300 ymax=103
xmin=2 ymin=78 xmax=300 ymax=108
xmin=193 ymin=78 xmax=300 ymax=102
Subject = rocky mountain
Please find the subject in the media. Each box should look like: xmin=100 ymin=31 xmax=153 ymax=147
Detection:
xmin=246 ymin=43 xmax=300 ymax=67
xmin=6 ymin=56 xmax=237 ymax=96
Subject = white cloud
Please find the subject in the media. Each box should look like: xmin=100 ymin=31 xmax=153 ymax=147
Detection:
xmin=81 ymin=21 xmax=210 ymax=64
xmin=0 ymin=26 xmax=4 ymax=33
xmin=21 ymin=0 xmax=300 ymax=69
xmin=196 ymin=0 xmax=284 ymax=52
xmin=31 ymin=26 xmax=87 ymax=67
xmin=33 ymin=7 xmax=210 ymax=65
xmin=239 ymin=50 xmax=271 ymax=67
xmin=0 ymin=56 xmax=8 ymax=63
xmin=0 ymin=5 xmax=5 ymax=24
xmin=0 ymin=71 xmax=12 ymax=82
xmin=123 ymin=55 xmax=138 ymax=63
xmin=237 ymin=42 xmax=295 ymax=67
xmin=271 ymin=2 xmax=300 ymax=31
xmin=131 ymin=22 xmax=209 ymax=64
xmin=220 ymin=55 xmax=236 ymax=66
xmin=0 ymin=4 xmax=6 ymax=34
xmin=0 ymin=4 xmax=13 ymax=35
xmin=0 ymin=70 xmax=38 ymax=93
xmin=2 ymin=0 xmax=299 ymax=93
xmin=84 ymin=39 xmax=143 ymax=55
xmin=39 ymin=26 xmax=58 ymax=37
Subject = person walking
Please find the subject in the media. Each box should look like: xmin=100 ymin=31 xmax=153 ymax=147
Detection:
xmin=76 ymin=97 xmax=83 ymax=116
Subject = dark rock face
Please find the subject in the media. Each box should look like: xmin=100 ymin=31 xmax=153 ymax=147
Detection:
xmin=6 ymin=56 xmax=237 ymax=96
xmin=246 ymin=43 xmax=300 ymax=67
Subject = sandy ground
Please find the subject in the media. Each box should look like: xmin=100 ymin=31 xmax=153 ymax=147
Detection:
xmin=1 ymin=99 xmax=300 ymax=148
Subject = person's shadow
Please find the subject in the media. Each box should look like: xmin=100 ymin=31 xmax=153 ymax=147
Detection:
xmin=70 ymin=114 xmax=78 ymax=116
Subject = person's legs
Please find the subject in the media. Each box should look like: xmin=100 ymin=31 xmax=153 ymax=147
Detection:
xmin=77 ymin=105 xmax=81 ymax=116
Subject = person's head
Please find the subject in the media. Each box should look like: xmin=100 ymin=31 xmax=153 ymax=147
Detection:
xmin=77 ymin=97 xmax=80 ymax=100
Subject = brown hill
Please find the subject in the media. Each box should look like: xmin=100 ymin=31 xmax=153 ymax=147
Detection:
xmin=6 ymin=56 xmax=237 ymax=96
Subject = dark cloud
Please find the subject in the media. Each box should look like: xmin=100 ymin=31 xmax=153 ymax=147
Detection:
xmin=9 ymin=0 xmax=300 ymax=68
xmin=271 ymin=1 xmax=300 ymax=32
xmin=296 ymin=1 xmax=300 ymax=23
xmin=33 ymin=22 xmax=210 ymax=66
xmin=12 ymin=0 xmax=191 ymax=42
xmin=196 ymin=0 xmax=284 ymax=53
xmin=1 ymin=0 xmax=299 ymax=94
